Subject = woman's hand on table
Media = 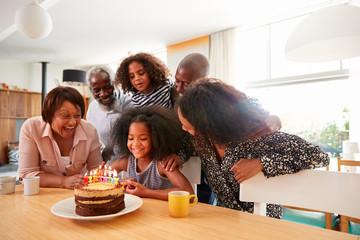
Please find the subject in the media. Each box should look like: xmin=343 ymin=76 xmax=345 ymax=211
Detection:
xmin=62 ymin=174 xmax=83 ymax=189
xmin=160 ymin=154 xmax=182 ymax=172
xmin=230 ymin=158 xmax=265 ymax=183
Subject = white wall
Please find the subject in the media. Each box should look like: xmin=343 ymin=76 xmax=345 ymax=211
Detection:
xmin=0 ymin=60 xmax=92 ymax=99
xmin=166 ymin=36 xmax=209 ymax=77
xmin=0 ymin=60 xmax=31 ymax=90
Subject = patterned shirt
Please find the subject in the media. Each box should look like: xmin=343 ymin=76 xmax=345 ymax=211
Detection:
xmin=127 ymin=155 xmax=173 ymax=190
xmin=131 ymin=81 xmax=173 ymax=108
xmin=178 ymin=131 xmax=330 ymax=219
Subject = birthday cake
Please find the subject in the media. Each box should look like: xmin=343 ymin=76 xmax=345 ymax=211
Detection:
xmin=74 ymin=182 xmax=125 ymax=216
xmin=74 ymin=167 xmax=125 ymax=216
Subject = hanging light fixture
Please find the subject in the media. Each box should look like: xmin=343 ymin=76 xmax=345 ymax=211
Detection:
xmin=15 ymin=0 xmax=53 ymax=39
xmin=285 ymin=4 xmax=360 ymax=62
xmin=63 ymin=69 xmax=88 ymax=115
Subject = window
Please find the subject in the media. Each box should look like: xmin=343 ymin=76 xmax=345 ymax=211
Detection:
xmin=235 ymin=13 xmax=350 ymax=157
xmin=246 ymin=80 xmax=350 ymax=157
xmin=238 ymin=26 xmax=269 ymax=81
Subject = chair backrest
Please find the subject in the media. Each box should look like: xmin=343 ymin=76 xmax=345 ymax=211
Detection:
xmin=337 ymin=157 xmax=360 ymax=172
xmin=337 ymin=157 xmax=360 ymax=233
xmin=181 ymin=156 xmax=201 ymax=194
xmin=239 ymin=169 xmax=360 ymax=219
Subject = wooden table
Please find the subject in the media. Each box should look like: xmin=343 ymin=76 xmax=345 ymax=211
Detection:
xmin=0 ymin=185 xmax=358 ymax=240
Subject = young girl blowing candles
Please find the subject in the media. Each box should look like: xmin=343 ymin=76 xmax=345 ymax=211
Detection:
xmin=110 ymin=105 xmax=193 ymax=200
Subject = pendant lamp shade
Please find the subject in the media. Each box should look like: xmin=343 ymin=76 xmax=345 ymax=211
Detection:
xmin=285 ymin=4 xmax=360 ymax=62
xmin=15 ymin=0 xmax=53 ymax=39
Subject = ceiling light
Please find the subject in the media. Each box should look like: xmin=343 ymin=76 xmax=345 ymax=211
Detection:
xmin=285 ymin=4 xmax=360 ymax=62
xmin=15 ymin=0 xmax=53 ymax=39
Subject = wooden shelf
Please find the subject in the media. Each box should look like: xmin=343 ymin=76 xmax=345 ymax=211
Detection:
xmin=0 ymin=88 xmax=41 ymax=94
xmin=0 ymin=89 xmax=41 ymax=165
xmin=0 ymin=116 xmax=31 ymax=119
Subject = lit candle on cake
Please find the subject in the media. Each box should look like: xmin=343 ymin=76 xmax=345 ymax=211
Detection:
xmin=104 ymin=165 xmax=109 ymax=177
xmin=98 ymin=165 xmax=103 ymax=176
xmin=93 ymin=174 xmax=98 ymax=183
xmin=89 ymin=171 xmax=93 ymax=183
xmin=97 ymin=167 xmax=103 ymax=182
xmin=112 ymin=169 xmax=119 ymax=184
xmin=83 ymin=172 xmax=89 ymax=183
xmin=101 ymin=169 xmax=107 ymax=182
xmin=109 ymin=166 xmax=112 ymax=177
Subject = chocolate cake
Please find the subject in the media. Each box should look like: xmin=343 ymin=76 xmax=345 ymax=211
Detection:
xmin=74 ymin=182 xmax=125 ymax=216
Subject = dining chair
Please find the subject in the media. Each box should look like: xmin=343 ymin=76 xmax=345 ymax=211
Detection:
xmin=282 ymin=166 xmax=339 ymax=230
xmin=181 ymin=156 xmax=201 ymax=195
xmin=341 ymin=216 xmax=360 ymax=235
xmin=337 ymin=157 xmax=360 ymax=172
xmin=282 ymin=206 xmax=339 ymax=230
xmin=239 ymin=169 xmax=360 ymax=230
xmin=337 ymin=157 xmax=360 ymax=235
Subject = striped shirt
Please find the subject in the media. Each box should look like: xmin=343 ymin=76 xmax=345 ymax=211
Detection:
xmin=127 ymin=155 xmax=173 ymax=190
xmin=131 ymin=81 xmax=173 ymax=108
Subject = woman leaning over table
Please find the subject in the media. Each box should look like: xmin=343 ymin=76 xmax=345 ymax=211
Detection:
xmin=177 ymin=78 xmax=330 ymax=219
xmin=18 ymin=86 xmax=102 ymax=189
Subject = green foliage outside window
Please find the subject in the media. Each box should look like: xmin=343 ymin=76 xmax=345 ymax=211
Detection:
xmin=294 ymin=108 xmax=349 ymax=157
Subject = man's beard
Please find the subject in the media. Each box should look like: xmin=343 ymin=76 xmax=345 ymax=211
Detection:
xmin=96 ymin=96 xmax=119 ymax=111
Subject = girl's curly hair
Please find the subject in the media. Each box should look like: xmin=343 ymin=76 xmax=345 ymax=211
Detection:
xmin=111 ymin=105 xmax=184 ymax=160
xmin=115 ymin=52 xmax=171 ymax=94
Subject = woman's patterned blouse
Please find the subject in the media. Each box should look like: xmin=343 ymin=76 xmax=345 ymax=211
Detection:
xmin=178 ymin=131 xmax=330 ymax=219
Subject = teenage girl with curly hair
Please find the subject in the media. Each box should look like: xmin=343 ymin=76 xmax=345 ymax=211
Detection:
xmin=115 ymin=52 xmax=178 ymax=109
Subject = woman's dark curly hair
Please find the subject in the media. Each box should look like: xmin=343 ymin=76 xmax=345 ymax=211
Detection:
xmin=42 ymin=86 xmax=85 ymax=124
xmin=115 ymin=52 xmax=171 ymax=94
xmin=178 ymin=78 xmax=269 ymax=145
xmin=111 ymin=105 xmax=184 ymax=160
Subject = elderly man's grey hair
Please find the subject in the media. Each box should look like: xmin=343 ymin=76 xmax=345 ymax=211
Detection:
xmin=86 ymin=65 xmax=115 ymax=88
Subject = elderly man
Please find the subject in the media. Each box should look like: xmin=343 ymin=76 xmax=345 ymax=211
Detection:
xmin=86 ymin=65 xmax=132 ymax=163
xmin=174 ymin=53 xmax=215 ymax=204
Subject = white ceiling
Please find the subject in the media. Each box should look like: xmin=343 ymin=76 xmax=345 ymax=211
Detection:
xmin=0 ymin=0 xmax=330 ymax=67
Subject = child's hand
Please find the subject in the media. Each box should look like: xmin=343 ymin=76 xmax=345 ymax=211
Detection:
xmin=122 ymin=178 xmax=137 ymax=190
xmin=123 ymin=178 xmax=147 ymax=197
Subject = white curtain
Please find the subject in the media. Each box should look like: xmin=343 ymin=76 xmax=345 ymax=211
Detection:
xmin=209 ymin=27 xmax=240 ymax=88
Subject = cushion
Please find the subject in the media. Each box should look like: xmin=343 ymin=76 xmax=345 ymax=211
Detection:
xmin=349 ymin=221 xmax=360 ymax=235
xmin=7 ymin=141 xmax=19 ymax=165
xmin=283 ymin=207 xmax=340 ymax=229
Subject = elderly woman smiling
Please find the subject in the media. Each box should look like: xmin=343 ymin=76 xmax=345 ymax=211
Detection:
xmin=18 ymin=86 xmax=102 ymax=189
